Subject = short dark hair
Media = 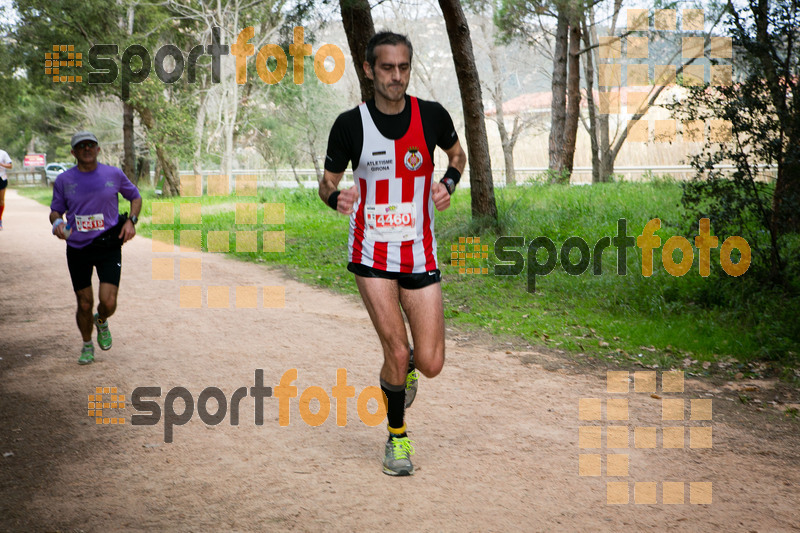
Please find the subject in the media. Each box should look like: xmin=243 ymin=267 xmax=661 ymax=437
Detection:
xmin=365 ymin=31 xmax=413 ymax=69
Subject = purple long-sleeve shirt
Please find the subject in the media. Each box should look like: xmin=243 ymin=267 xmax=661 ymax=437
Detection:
xmin=50 ymin=163 xmax=141 ymax=249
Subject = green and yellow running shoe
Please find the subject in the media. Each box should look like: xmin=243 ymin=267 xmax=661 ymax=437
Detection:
xmin=383 ymin=436 xmax=415 ymax=476
xmin=405 ymin=348 xmax=418 ymax=408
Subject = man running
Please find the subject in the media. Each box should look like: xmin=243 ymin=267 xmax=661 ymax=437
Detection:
xmin=319 ymin=31 xmax=466 ymax=476
xmin=50 ymin=131 xmax=142 ymax=364
xmin=0 ymin=147 xmax=12 ymax=229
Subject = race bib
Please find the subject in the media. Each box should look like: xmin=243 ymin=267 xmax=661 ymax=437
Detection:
xmin=75 ymin=213 xmax=105 ymax=232
xmin=365 ymin=202 xmax=416 ymax=242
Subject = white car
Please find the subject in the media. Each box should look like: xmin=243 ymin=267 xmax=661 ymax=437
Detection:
xmin=45 ymin=163 xmax=70 ymax=184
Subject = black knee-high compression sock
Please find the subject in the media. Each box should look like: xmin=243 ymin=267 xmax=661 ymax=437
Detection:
xmin=380 ymin=378 xmax=406 ymax=435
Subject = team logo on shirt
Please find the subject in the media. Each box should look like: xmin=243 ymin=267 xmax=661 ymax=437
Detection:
xmin=404 ymin=147 xmax=423 ymax=171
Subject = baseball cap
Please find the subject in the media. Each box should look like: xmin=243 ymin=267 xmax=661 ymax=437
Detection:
xmin=70 ymin=131 xmax=99 ymax=148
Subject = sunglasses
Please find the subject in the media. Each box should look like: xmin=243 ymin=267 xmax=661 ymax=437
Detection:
xmin=74 ymin=141 xmax=98 ymax=150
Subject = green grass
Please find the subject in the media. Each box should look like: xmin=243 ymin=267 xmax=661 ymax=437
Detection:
xmin=20 ymin=181 xmax=798 ymax=379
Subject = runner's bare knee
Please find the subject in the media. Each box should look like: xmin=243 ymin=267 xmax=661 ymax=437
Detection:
xmin=414 ymin=346 xmax=444 ymax=378
xmin=383 ymin=343 xmax=411 ymax=380
xmin=76 ymin=291 xmax=93 ymax=314
xmin=98 ymin=284 xmax=118 ymax=317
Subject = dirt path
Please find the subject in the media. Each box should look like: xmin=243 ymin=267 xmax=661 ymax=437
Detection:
xmin=1 ymin=188 xmax=798 ymax=532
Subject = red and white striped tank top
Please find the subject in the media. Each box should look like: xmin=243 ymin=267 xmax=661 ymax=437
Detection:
xmin=348 ymin=97 xmax=438 ymax=273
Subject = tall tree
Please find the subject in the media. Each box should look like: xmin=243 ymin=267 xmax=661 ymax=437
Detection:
xmin=547 ymin=7 xmax=568 ymax=177
xmin=121 ymin=4 xmax=136 ymax=183
xmin=667 ymin=0 xmax=799 ymax=284
xmin=582 ymin=1 xmax=725 ymax=182
xmin=498 ymin=0 xmax=582 ymax=183
xmin=167 ymin=0 xmax=286 ymax=183
xmin=439 ymin=0 xmax=498 ymax=222
xmin=727 ymin=0 xmax=800 ymax=233
xmin=340 ymin=0 xmax=375 ymax=102
xmin=474 ymin=2 xmax=543 ymax=186
xmin=7 ymin=0 xmax=127 ymax=159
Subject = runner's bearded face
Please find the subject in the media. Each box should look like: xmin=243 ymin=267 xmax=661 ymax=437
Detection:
xmin=368 ymin=44 xmax=411 ymax=105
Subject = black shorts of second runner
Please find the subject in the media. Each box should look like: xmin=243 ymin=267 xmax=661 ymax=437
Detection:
xmin=0 ymin=178 xmax=8 ymax=190
xmin=347 ymin=262 xmax=441 ymax=290
xmin=66 ymin=243 xmax=122 ymax=292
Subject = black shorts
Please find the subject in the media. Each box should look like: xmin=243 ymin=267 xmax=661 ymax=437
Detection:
xmin=0 ymin=178 xmax=7 ymax=190
xmin=66 ymin=243 xmax=122 ymax=292
xmin=347 ymin=262 xmax=441 ymax=290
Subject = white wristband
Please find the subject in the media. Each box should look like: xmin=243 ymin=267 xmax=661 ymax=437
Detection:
xmin=52 ymin=218 xmax=65 ymax=234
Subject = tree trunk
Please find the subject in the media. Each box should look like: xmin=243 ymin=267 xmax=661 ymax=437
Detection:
xmin=137 ymin=106 xmax=180 ymax=196
xmin=548 ymin=8 xmax=568 ymax=180
xmin=120 ymin=4 xmax=136 ymax=184
xmin=439 ymin=0 xmax=497 ymax=223
xmin=122 ymin=101 xmax=136 ymax=183
xmin=563 ymin=22 xmax=581 ymax=176
xmin=340 ymin=0 xmax=375 ymax=102
xmin=589 ymin=6 xmax=614 ymax=182
xmin=581 ymin=14 xmax=600 ymax=184
xmin=503 ymin=140 xmax=515 ymax=186
xmin=772 ymin=166 xmax=799 ymax=232
xmin=749 ymin=1 xmax=799 ymax=233
xmin=192 ymin=88 xmax=208 ymax=180
xmin=136 ymin=154 xmax=150 ymax=185
xmin=156 ymin=150 xmax=179 ymax=196
xmin=486 ymin=35 xmax=515 ymax=186
xmin=307 ymin=129 xmax=323 ymax=183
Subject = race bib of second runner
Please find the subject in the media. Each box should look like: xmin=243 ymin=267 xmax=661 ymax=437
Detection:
xmin=75 ymin=213 xmax=105 ymax=232
xmin=365 ymin=202 xmax=416 ymax=242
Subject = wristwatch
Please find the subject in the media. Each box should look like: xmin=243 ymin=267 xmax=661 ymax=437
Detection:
xmin=130 ymin=215 xmax=138 ymax=225
xmin=441 ymin=177 xmax=456 ymax=195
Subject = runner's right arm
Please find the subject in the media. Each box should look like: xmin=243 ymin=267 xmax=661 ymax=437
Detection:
xmin=49 ymin=210 xmax=68 ymax=239
xmin=49 ymin=177 xmax=68 ymax=239
xmin=320 ymin=169 xmax=358 ymax=215
xmin=320 ymin=109 xmax=361 ymax=215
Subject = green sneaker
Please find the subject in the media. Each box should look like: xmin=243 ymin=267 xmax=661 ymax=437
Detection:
xmin=383 ymin=436 xmax=415 ymax=476
xmin=78 ymin=343 xmax=95 ymax=365
xmin=94 ymin=313 xmax=112 ymax=351
xmin=405 ymin=348 xmax=418 ymax=408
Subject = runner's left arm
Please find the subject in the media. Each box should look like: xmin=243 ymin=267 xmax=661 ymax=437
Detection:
xmin=118 ymin=171 xmax=142 ymax=242
xmin=49 ymin=177 xmax=69 ymax=239
xmin=118 ymin=197 xmax=142 ymax=243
